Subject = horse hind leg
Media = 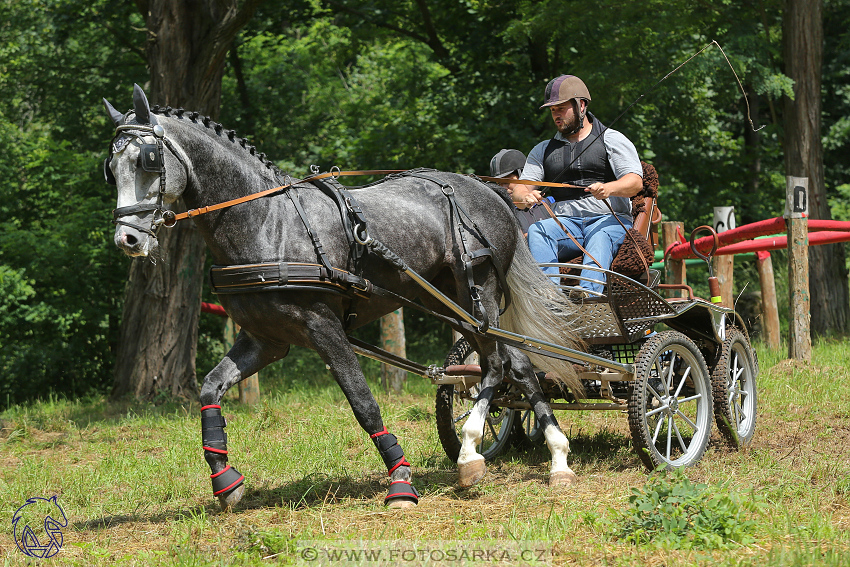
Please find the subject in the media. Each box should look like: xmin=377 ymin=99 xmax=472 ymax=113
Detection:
xmin=504 ymin=345 xmax=578 ymax=487
xmin=199 ymin=330 xmax=285 ymax=511
xmin=456 ymin=339 xmax=504 ymax=487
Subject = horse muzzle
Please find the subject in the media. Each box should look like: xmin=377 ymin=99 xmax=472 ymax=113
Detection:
xmin=114 ymin=223 xmax=156 ymax=257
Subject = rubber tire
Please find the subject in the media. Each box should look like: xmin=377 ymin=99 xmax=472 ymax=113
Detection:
xmin=435 ymin=338 xmax=516 ymax=462
xmin=710 ymin=327 xmax=758 ymax=449
xmin=628 ymin=331 xmax=714 ymax=470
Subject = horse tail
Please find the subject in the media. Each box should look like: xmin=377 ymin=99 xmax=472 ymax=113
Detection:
xmin=499 ymin=236 xmax=586 ymax=397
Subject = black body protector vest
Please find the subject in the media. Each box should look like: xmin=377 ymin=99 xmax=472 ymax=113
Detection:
xmin=542 ymin=113 xmax=616 ymax=202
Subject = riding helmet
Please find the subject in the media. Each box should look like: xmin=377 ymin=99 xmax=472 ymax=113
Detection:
xmin=490 ymin=149 xmax=527 ymax=178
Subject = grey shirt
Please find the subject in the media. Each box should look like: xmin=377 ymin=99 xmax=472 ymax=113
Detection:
xmin=523 ymin=125 xmax=642 ymax=218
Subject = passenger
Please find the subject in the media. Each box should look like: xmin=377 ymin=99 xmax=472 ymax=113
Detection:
xmin=488 ymin=148 xmax=554 ymax=237
xmin=522 ymin=75 xmax=643 ymax=295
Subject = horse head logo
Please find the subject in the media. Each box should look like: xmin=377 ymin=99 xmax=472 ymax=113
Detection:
xmin=12 ymin=495 xmax=68 ymax=558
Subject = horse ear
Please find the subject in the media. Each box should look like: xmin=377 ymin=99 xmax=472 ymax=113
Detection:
xmin=103 ymin=98 xmax=124 ymax=126
xmin=132 ymin=83 xmax=156 ymax=125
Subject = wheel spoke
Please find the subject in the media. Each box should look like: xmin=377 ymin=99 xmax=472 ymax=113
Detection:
xmin=651 ymin=413 xmax=665 ymax=444
xmin=732 ymin=352 xmax=744 ymax=382
xmin=487 ymin=419 xmax=499 ymax=440
xmin=674 ymin=409 xmax=698 ymax=433
xmin=665 ymin=416 xmax=673 ymax=460
xmin=673 ymin=366 xmax=691 ymax=397
xmin=663 ymin=352 xmax=677 ymax=392
xmin=453 ymin=408 xmax=472 ymax=424
xmin=733 ymin=403 xmax=743 ymax=427
xmin=645 ymin=405 xmax=667 ymax=418
xmin=647 ymin=382 xmax=665 ymax=402
xmin=678 ymin=393 xmax=702 ymax=405
xmin=671 ymin=416 xmax=688 ymax=453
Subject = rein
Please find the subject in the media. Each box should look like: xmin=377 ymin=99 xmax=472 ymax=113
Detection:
xmin=153 ymin=170 xmax=582 ymax=230
xmin=162 ymin=169 xmax=408 ymax=227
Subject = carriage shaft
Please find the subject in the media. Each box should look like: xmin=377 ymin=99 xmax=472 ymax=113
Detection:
xmin=403 ymin=266 xmax=635 ymax=374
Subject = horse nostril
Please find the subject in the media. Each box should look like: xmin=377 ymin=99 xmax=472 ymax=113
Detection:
xmin=124 ymin=232 xmax=139 ymax=247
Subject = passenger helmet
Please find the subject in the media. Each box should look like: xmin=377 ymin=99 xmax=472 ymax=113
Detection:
xmin=489 ymin=149 xmax=526 ymax=178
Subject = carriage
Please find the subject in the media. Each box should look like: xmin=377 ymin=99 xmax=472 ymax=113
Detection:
xmin=104 ymin=85 xmax=758 ymax=509
xmin=429 ymin=262 xmax=759 ymax=471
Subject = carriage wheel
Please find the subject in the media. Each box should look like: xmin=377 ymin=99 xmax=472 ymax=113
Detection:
xmin=628 ymin=331 xmax=713 ymax=470
xmin=435 ymin=339 xmax=516 ymax=462
xmin=710 ymin=328 xmax=758 ymax=449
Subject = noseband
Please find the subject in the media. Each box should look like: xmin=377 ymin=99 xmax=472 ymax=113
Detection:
xmin=105 ymin=122 xmax=189 ymax=237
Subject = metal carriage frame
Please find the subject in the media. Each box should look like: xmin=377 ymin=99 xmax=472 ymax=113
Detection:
xmin=356 ymin=262 xmax=759 ymax=472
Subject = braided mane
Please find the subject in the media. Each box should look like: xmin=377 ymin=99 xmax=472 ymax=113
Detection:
xmin=150 ymin=105 xmax=286 ymax=179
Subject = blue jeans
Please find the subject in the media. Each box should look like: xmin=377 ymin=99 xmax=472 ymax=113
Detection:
xmin=526 ymin=214 xmax=632 ymax=293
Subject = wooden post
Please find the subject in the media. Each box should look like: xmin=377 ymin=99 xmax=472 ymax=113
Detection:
xmin=661 ymin=221 xmax=686 ymax=298
xmin=713 ymin=207 xmax=735 ymax=308
xmin=380 ymin=309 xmax=407 ymax=394
xmin=785 ymin=176 xmax=812 ymax=361
xmin=224 ymin=318 xmax=260 ymax=405
xmin=756 ymin=251 xmax=781 ymax=350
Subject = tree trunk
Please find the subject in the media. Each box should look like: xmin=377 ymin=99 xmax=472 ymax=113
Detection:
xmin=782 ymin=0 xmax=849 ymax=336
xmin=112 ymin=0 xmax=261 ymax=401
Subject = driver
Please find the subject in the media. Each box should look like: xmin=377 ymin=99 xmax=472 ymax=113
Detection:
xmin=522 ymin=75 xmax=643 ymax=295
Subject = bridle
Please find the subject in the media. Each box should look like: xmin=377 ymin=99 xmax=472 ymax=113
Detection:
xmin=105 ymin=121 xmax=190 ymax=237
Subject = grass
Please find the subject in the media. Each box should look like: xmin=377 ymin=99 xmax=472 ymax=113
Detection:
xmin=1 ymin=340 xmax=849 ymax=565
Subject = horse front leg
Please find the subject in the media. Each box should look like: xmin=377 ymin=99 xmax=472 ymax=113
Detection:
xmin=504 ymin=346 xmax=577 ymax=487
xmin=456 ymin=341 xmax=504 ymax=487
xmin=308 ymin=319 xmax=419 ymax=508
xmin=199 ymin=330 xmax=285 ymax=511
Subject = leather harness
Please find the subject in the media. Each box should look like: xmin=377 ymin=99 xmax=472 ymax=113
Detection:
xmin=208 ymin=168 xmax=511 ymax=331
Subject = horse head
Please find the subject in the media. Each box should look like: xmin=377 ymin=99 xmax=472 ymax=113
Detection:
xmin=103 ymin=84 xmax=192 ymax=257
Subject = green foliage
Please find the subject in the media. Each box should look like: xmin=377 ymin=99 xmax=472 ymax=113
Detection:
xmin=1 ymin=0 xmax=849 ymax=405
xmin=614 ymin=467 xmax=764 ymax=549
xmin=0 ymin=1 xmax=142 ymax=408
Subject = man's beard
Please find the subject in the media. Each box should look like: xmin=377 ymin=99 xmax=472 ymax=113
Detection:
xmin=556 ymin=112 xmax=581 ymax=136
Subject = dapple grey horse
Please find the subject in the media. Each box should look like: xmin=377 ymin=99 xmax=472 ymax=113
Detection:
xmin=104 ymin=84 xmax=585 ymax=510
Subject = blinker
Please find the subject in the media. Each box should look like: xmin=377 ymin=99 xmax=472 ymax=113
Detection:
xmin=140 ymin=143 xmax=162 ymax=173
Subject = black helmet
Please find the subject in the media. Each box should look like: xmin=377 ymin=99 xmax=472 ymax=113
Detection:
xmin=489 ymin=149 xmax=526 ymax=178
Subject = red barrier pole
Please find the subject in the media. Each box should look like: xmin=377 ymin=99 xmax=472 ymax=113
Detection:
xmin=714 ymin=231 xmax=850 ymax=256
xmin=201 ymin=301 xmax=228 ymax=317
xmin=667 ymin=217 xmax=850 ymax=260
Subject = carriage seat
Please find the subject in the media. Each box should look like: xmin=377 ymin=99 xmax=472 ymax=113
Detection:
xmin=559 ymin=161 xmax=662 ymax=285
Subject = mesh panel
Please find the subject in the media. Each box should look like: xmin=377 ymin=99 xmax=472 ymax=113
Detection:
xmin=607 ymin=273 xmax=677 ymax=342
xmin=575 ymin=302 xmax=623 ymax=340
xmin=610 ymin=342 xmax=643 ymax=364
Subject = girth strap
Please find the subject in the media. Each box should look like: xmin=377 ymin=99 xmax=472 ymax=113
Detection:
xmin=285 ymin=186 xmax=333 ymax=273
xmin=404 ymin=170 xmax=512 ymax=325
xmin=307 ymin=176 xmax=369 ymax=272
xmin=306 ymin=175 xmax=372 ymax=329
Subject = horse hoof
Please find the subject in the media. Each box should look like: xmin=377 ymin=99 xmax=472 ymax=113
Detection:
xmin=217 ymin=484 xmax=244 ymax=511
xmin=549 ymin=470 xmax=578 ymax=487
xmin=458 ymin=458 xmax=486 ymax=487
xmin=387 ymin=498 xmax=417 ymax=509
